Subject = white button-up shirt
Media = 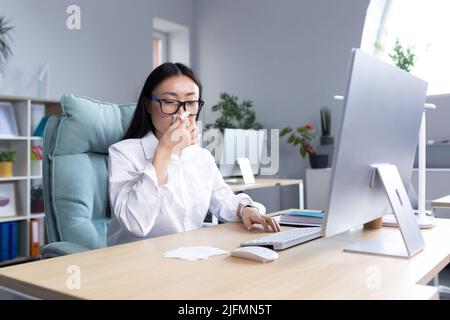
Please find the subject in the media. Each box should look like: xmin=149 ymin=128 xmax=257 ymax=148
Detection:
xmin=107 ymin=130 xmax=265 ymax=246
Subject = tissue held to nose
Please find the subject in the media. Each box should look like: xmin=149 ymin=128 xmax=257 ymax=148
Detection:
xmin=172 ymin=111 xmax=191 ymax=125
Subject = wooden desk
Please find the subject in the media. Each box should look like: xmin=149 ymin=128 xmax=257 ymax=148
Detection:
xmin=431 ymin=195 xmax=450 ymax=208
xmin=0 ymin=209 xmax=448 ymax=299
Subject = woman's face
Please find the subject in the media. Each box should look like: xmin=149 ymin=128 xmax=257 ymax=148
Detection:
xmin=148 ymin=75 xmax=200 ymax=138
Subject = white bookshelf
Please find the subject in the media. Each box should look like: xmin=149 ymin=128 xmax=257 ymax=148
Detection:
xmin=0 ymin=95 xmax=60 ymax=266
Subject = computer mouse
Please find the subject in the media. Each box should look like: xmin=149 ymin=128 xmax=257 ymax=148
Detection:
xmin=230 ymin=246 xmax=279 ymax=262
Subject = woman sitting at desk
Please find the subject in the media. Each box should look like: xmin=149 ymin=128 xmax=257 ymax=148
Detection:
xmin=107 ymin=63 xmax=280 ymax=246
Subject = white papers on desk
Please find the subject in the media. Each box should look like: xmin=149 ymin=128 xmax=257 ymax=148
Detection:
xmin=164 ymin=246 xmax=228 ymax=261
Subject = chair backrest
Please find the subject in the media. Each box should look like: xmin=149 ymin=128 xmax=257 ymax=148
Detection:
xmin=43 ymin=94 xmax=135 ymax=249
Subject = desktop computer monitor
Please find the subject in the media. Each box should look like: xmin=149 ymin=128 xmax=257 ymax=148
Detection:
xmin=218 ymin=128 xmax=265 ymax=179
xmin=322 ymin=49 xmax=428 ymax=257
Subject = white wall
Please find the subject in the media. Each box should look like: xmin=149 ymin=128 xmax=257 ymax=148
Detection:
xmin=0 ymin=0 xmax=195 ymax=103
xmin=1 ymin=0 xmax=373 ymax=212
xmin=194 ymin=0 xmax=370 ymax=210
xmin=426 ymin=94 xmax=450 ymax=142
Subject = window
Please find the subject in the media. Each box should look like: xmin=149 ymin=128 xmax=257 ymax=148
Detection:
xmin=152 ymin=30 xmax=168 ymax=69
xmin=153 ymin=17 xmax=190 ymax=68
xmin=362 ymin=0 xmax=450 ymax=95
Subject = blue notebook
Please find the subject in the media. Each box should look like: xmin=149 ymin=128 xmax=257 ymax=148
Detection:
xmin=0 ymin=223 xmax=10 ymax=262
xmin=9 ymin=222 xmax=18 ymax=260
xmin=285 ymin=210 xmax=325 ymax=218
xmin=280 ymin=210 xmax=325 ymax=226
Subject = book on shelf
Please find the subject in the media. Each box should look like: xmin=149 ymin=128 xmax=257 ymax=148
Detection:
xmin=38 ymin=218 xmax=46 ymax=247
xmin=30 ymin=219 xmax=40 ymax=257
xmin=32 ymin=116 xmax=49 ymax=137
xmin=279 ymin=209 xmax=325 ymax=227
xmin=9 ymin=221 xmax=18 ymax=260
xmin=0 ymin=222 xmax=9 ymax=261
xmin=0 ymin=221 xmax=19 ymax=262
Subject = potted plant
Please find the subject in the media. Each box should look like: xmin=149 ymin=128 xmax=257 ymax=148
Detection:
xmin=0 ymin=17 xmax=14 ymax=86
xmin=31 ymin=184 xmax=44 ymax=214
xmin=320 ymin=106 xmax=334 ymax=145
xmin=205 ymin=92 xmax=263 ymax=132
xmin=205 ymin=92 xmax=263 ymax=165
xmin=389 ymin=38 xmax=416 ymax=72
xmin=280 ymin=123 xmax=328 ymax=169
xmin=0 ymin=150 xmax=16 ymax=177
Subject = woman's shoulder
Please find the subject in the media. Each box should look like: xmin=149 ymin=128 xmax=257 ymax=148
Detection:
xmin=108 ymin=138 xmax=142 ymax=155
xmin=194 ymin=146 xmax=217 ymax=165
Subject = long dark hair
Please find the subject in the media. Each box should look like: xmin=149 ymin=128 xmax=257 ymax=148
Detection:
xmin=122 ymin=62 xmax=203 ymax=140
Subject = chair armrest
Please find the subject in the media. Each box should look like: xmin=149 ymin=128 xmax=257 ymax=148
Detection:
xmin=41 ymin=241 xmax=91 ymax=258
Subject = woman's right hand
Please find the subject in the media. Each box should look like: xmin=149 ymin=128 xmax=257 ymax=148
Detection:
xmin=157 ymin=117 xmax=199 ymax=156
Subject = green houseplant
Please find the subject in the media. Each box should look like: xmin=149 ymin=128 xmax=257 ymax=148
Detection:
xmin=0 ymin=150 xmax=16 ymax=177
xmin=31 ymin=184 xmax=44 ymax=214
xmin=205 ymin=92 xmax=263 ymax=132
xmin=389 ymin=38 xmax=416 ymax=72
xmin=0 ymin=17 xmax=13 ymax=84
xmin=280 ymin=124 xmax=328 ymax=169
xmin=320 ymin=106 xmax=334 ymax=145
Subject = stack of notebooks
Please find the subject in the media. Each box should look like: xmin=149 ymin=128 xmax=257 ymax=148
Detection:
xmin=279 ymin=210 xmax=325 ymax=227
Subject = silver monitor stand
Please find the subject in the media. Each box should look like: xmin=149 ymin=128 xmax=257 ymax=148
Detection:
xmin=344 ymin=164 xmax=425 ymax=258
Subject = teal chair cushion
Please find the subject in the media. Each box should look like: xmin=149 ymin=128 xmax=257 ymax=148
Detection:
xmin=42 ymin=94 xmax=135 ymax=255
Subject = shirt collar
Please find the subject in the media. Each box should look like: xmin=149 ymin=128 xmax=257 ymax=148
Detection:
xmin=140 ymin=131 xmax=159 ymax=160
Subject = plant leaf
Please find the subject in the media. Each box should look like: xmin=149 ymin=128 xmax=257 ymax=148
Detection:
xmin=287 ymin=133 xmax=296 ymax=144
xmin=300 ymin=147 xmax=307 ymax=158
xmin=280 ymin=127 xmax=292 ymax=137
xmin=293 ymin=137 xmax=302 ymax=146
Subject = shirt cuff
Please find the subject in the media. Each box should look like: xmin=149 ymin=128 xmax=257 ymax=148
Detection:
xmin=237 ymin=195 xmax=267 ymax=219
xmin=240 ymin=199 xmax=266 ymax=215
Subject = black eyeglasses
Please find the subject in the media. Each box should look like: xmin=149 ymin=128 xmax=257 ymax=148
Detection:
xmin=149 ymin=95 xmax=204 ymax=115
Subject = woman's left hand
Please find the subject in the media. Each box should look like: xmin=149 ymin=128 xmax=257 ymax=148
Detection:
xmin=241 ymin=207 xmax=281 ymax=233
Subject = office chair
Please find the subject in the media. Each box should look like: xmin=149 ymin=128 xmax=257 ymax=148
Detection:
xmin=40 ymin=94 xmax=135 ymax=258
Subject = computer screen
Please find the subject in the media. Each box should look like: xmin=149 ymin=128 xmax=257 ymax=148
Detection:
xmin=323 ymin=49 xmax=428 ymax=244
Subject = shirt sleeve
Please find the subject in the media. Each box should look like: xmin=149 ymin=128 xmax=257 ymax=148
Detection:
xmin=108 ymin=145 xmax=174 ymax=237
xmin=206 ymin=152 xmax=266 ymax=222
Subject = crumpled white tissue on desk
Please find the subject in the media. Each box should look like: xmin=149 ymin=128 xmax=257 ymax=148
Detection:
xmin=164 ymin=246 xmax=228 ymax=261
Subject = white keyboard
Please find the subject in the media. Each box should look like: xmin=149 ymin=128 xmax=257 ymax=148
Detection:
xmin=241 ymin=227 xmax=322 ymax=250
